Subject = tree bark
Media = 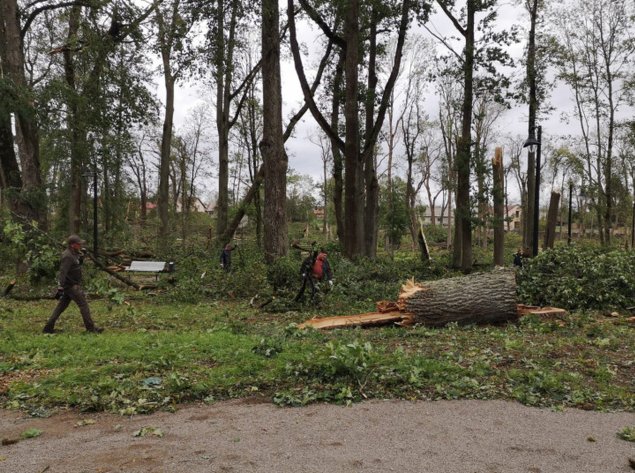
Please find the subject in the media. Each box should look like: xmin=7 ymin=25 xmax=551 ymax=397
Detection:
xmin=343 ymin=0 xmax=363 ymax=258
xmin=330 ymin=52 xmax=345 ymax=245
xmin=363 ymin=8 xmax=379 ymax=258
xmin=457 ymin=1 xmax=475 ymax=273
xmin=401 ymin=270 xmax=518 ymax=327
xmin=0 ymin=109 xmax=25 ymax=214
xmin=524 ymin=0 xmax=539 ymax=252
xmin=156 ymin=1 xmax=180 ymax=252
xmin=0 ymin=0 xmax=46 ymax=227
xmin=261 ymin=0 xmax=288 ymax=263
xmin=492 ymin=148 xmax=505 ymax=266
xmin=543 ymin=191 xmax=560 ymax=249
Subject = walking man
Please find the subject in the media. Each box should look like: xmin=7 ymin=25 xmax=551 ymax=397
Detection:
xmin=43 ymin=235 xmax=103 ymax=334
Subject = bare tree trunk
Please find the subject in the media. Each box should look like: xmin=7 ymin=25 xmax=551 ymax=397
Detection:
xmin=363 ymin=8 xmax=379 ymax=258
xmin=331 ymin=53 xmax=345 ymax=245
xmin=214 ymin=0 xmax=240 ymax=239
xmin=493 ymin=148 xmax=505 ymax=266
xmin=0 ymin=110 xmax=25 ymax=214
xmin=63 ymin=6 xmax=84 ymax=234
xmin=544 ymin=191 xmax=560 ymax=249
xmin=524 ymin=0 xmax=539 ymax=252
xmin=261 ymin=0 xmax=288 ymax=263
xmin=0 ymin=0 xmax=46 ymax=227
xmin=343 ymin=0 xmax=363 ymax=258
xmin=456 ymin=1 xmax=475 ymax=273
xmin=156 ymin=1 xmax=181 ymax=252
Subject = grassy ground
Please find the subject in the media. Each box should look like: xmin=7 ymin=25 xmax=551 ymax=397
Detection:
xmin=0 ymin=294 xmax=633 ymax=416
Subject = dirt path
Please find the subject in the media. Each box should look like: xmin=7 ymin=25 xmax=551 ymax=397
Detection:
xmin=1 ymin=399 xmax=634 ymax=473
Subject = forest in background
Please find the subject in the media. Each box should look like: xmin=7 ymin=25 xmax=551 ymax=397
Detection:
xmin=1 ymin=0 xmax=635 ymax=274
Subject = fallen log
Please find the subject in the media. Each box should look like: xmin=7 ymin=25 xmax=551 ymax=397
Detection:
xmin=298 ymin=270 xmax=568 ymax=330
xmin=400 ymin=270 xmax=518 ymax=327
xmin=299 ymin=312 xmax=414 ymax=330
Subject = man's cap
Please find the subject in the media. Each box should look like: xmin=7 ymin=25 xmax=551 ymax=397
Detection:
xmin=67 ymin=234 xmax=85 ymax=245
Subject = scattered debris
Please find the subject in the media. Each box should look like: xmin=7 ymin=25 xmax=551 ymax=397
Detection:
xmin=74 ymin=419 xmax=96 ymax=427
xmin=1 ymin=438 xmax=19 ymax=446
xmin=133 ymin=426 xmax=164 ymax=438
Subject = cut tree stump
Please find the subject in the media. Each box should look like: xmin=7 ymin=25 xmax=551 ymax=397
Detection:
xmin=400 ymin=270 xmax=518 ymax=327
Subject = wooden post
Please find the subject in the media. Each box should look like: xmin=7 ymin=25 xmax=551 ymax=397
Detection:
xmin=492 ymin=147 xmax=505 ymax=266
xmin=544 ymin=191 xmax=561 ymax=249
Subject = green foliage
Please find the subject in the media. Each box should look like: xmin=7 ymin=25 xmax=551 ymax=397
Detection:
xmin=617 ymin=426 xmax=635 ymax=442
xmin=21 ymin=428 xmax=43 ymax=439
xmin=164 ymin=244 xmax=269 ymax=302
xmin=517 ymin=246 xmax=635 ymax=310
xmin=267 ymin=256 xmax=300 ymax=294
xmin=2 ymin=220 xmax=59 ymax=282
xmin=379 ymin=178 xmax=411 ymax=248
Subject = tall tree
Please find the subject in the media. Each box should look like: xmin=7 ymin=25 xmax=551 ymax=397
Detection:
xmin=0 ymin=0 xmax=47 ymax=225
xmin=198 ymin=0 xmax=261 ymax=240
xmin=288 ymin=0 xmax=420 ymax=258
xmin=551 ymin=0 xmax=635 ymax=245
xmin=261 ymin=0 xmax=287 ymax=262
xmin=431 ymin=0 xmax=515 ymax=271
xmin=155 ymin=0 xmax=192 ymax=251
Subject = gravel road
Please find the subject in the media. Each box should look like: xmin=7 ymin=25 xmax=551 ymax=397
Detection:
xmin=1 ymin=399 xmax=634 ymax=473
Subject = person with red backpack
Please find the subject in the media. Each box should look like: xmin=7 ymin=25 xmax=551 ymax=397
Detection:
xmin=312 ymin=249 xmax=333 ymax=286
xmin=293 ymin=246 xmax=333 ymax=303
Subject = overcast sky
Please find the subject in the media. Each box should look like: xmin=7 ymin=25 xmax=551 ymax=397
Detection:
xmin=158 ymin=2 xmax=631 ymax=205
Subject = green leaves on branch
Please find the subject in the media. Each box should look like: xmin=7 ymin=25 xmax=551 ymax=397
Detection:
xmin=517 ymin=245 xmax=635 ymax=310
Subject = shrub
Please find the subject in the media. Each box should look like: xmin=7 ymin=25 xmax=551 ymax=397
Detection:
xmin=517 ymin=245 xmax=635 ymax=310
xmin=2 ymin=219 xmax=58 ymax=282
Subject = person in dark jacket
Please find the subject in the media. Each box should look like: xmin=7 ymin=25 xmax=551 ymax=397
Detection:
xmin=294 ymin=248 xmax=333 ymax=302
xmin=43 ymin=235 xmax=103 ymax=334
xmin=220 ymin=243 xmax=237 ymax=272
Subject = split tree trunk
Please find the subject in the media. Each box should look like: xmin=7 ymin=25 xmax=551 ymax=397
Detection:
xmin=543 ymin=191 xmax=560 ymax=250
xmin=400 ymin=270 xmax=518 ymax=327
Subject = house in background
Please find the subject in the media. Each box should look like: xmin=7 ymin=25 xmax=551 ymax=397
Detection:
xmin=421 ymin=203 xmax=524 ymax=232
xmin=505 ymin=204 xmax=522 ymax=232
xmin=421 ymin=206 xmax=452 ymax=226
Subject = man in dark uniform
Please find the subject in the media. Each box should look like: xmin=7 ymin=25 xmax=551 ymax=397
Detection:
xmin=220 ymin=243 xmax=236 ymax=272
xmin=43 ymin=235 xmax=103 ymax=334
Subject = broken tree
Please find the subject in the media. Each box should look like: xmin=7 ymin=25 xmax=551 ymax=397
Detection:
xmin=400 ymin=270 xmax=518 ymax=327
xmin=300 ymin=270 xmax=523 ymax=330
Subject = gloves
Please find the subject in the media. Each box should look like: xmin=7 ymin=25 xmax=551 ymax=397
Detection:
xmin=328 ymin=280 xmax=334 ymax=288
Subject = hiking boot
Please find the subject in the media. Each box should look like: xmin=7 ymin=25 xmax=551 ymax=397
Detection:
xmin=43 ymin=327 xmax=62 ymax=334
xmin=87 ymin=327 xmax=104 ymax=334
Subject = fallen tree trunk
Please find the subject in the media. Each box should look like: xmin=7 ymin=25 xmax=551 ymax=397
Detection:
xmin=298 ymin=270 xmax=565 ymax=330
xmin=400 ymin=270 xmax=518 ymax=327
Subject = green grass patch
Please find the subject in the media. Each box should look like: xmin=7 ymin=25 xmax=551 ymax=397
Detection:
xmin=0 ymin=295 xmax=633 ymax=415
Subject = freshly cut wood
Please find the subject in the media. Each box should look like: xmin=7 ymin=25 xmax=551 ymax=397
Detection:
xmin=298 ymin=312 xmax=414 ymax=330
xmin=400 ymin=270 xmax=518 ymax=327
xmin=517 ymin=305 xmax=567 ymax=318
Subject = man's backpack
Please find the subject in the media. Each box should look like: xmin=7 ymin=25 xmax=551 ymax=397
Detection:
xmin=312 ymin=255 xmax=325 ymax=280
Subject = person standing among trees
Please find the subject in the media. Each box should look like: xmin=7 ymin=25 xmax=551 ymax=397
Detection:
xmin=43 ymin=235 xmax=103 ymax=334
xmin=294 ymin=245 xmax=333 ymax=303
xmin=220 ymin=243 xmax=237 ymax=272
